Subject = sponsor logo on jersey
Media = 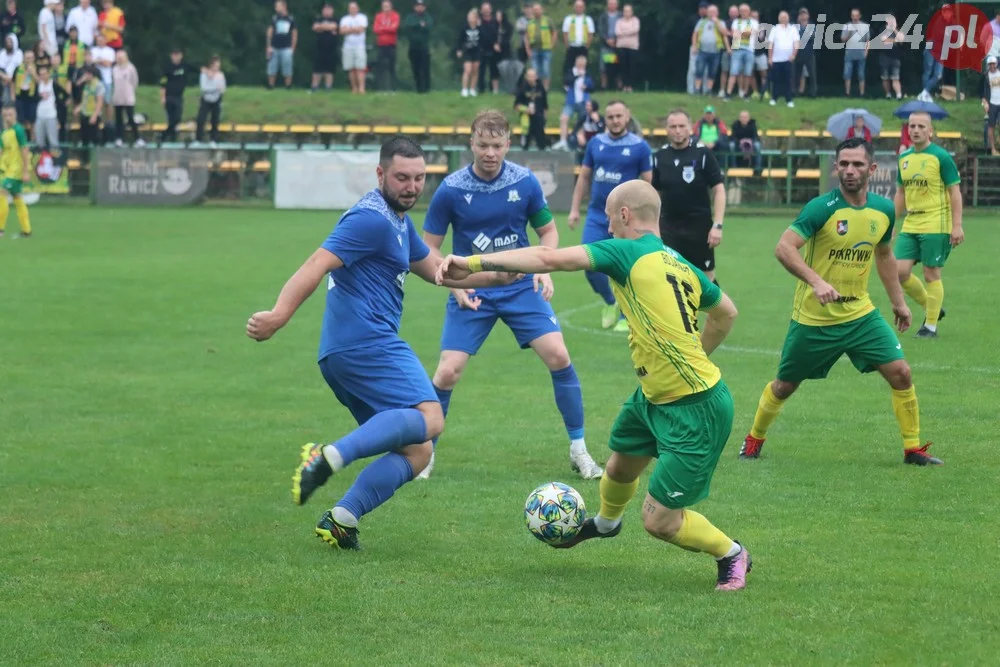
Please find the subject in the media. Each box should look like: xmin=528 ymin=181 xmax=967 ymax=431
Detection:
xmin=682 ymin=165 xmax=695 ymax=183
xmin=828 ymin=246 xmax=872 ymax=262
xmin=471 ymin=232 xmax=520 ymax=253
xmin=836 ymin=219 xmax=848 ymax=235
xmin=594 ymin=166 xmax=624 ymax=184
xmin=635 ymin=365 xmax=648 ymax=377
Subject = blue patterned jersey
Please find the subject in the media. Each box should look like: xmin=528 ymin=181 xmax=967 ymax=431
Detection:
xmin=424 ymin=161 xmax=549 ymax=294
xmin=582 ymin=132 xmax=653 ymax=224
xmin=319 ymin=189 xmax=430 ymax=358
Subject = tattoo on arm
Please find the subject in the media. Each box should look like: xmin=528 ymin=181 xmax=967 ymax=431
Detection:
xmin=480 ymin=259 xmax=510 ymax=272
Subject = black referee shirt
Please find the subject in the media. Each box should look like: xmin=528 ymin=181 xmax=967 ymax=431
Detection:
xmin=651 ymin=143 xmax=724 ymax=236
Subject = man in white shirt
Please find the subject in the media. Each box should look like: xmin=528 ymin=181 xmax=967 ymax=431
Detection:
xmin=767 ymin=10 xmax=798 ymax=107
xmin=35 ymin=63 xmax=59 ymax=151
xmin=726 ymin=2 xmax=757 ymax=98
xmin=66 ymin=0 xmax=98 ymax=46
xmin=561 ymin=0 xmax=593 ymax=78
xmin=982 ymin=55 xmax=1000 ymax=154
xmin=38 ymin=0 xmax=60 ymax=56
xmin=841 ymin=8 xmax=869 ymax=97
xmin=340 ymin=1 xmax=368 ymax=94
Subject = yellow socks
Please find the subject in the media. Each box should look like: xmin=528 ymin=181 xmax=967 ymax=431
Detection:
xmin=750 ymin=382 xmax=787 ymax=440
xmin=669 ymin=510 xmax=735 ymax=558
xmin=891 ymin=386 xmax=921 ymax=451
xmin=13 ymin=198 xmax=30 ymax=235
xmin=0 ymin=197 xmax=8 ymax=232
xmin=925 ymin=280 xmax=944 ymax=328
xmin=597 ymin=474 xmax=639 ymax=524
xmin=901 ymin=274 xmax=928 ymax=308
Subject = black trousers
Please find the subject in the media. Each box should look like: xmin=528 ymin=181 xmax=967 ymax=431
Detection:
xmin=522 ymin=113 xmax=547 ymax=150
xmin=114 ymin=105 xmax=139 ymax=143
xmin=795 ymin=50 xmax=817 ymax=97
xmin=617 ymin=48 xmax=638 ymax=88
xmin=196 ymin=99 xmax=221 ymax=142
xmin=409 ymin=46 xmax=430 ymax=93
xmin=79 ymin=112 xmax=100 ymax=146
xmin=770 ymin=60 xmax=794 ymax=103
xmin=378 ymin=45 xmax=397 ymax=91
xmin=56 ymin=101 xmax=68 ymax=142
xmin=479 ymin=50 xmax=499 ymax=90
xmin=161 ymin=96 xmax=183 ymax=142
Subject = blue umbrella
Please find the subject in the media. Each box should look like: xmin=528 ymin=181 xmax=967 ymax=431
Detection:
xmin=893 ymin=100 xmax=949 ymax=120
xmin=826 ymin=108 xmax=883 ymax=141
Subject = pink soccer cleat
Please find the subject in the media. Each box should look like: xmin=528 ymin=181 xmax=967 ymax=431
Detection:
xmin=715 ymin=543 xmax=752 ymax=591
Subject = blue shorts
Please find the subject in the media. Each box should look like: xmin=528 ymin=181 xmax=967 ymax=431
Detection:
xmin=562 ymin=99 xmax=586 ymax=119
xmin=843 ymin=55 xmax=865 ymax=82
xmin=582 ymin=215 xmax=611 ymax=245
xmin=731 ymin=49 xmax=754 ymax=77
xmin=532 ymin=50 xmax=552 ymax=80
xmin=319 ymin=338 xmax=438 ymax=426
xmin=267 ymin=47 xmax=294 ymax=77
xmin=440 ymin=280 xmax=561 ymax=355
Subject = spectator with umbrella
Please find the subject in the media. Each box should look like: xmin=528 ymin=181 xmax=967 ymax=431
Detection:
xmin=893 ymin=99 xmax=948 ymax=154
xmin=826 ymin=108 xmax=881 ymax=141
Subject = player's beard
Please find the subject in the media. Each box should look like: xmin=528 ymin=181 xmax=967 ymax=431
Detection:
xmin=381 ymin=184 xmax=419 ymax=213
xmin=839 ymin=172 xmax=867 ymax=195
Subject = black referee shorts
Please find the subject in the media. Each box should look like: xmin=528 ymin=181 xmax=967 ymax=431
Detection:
xmin=662 ymin=225 xmax=715 ymax=273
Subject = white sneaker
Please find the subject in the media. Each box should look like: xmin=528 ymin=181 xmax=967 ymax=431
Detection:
xmin=551 ymin=139 xmax=568 ymax=150
xmin=135 ymin=138 xmax=146 ymax=147
xmin=461 ymin=88 xmax=469 ymax=98
xmin=717 ymin=90 xmax=726 ymax=98
xmin=787 ymin=101 xmax=795 ymax=108
xmin=114 ymin=139 xmax=123 ymax=147
xmin=416 ymin=452 xmax=434 ymax=480
xmin=570 ymin=450 xmax=603 ymax=480
xmin=769 ymin=99 xmax=776 ymax=106
xmin=470 ymin=88 xmax=478 ymax=97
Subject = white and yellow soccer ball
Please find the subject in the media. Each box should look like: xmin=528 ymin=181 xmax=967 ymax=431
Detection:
xmin=524 ymin=482 xmax=586 ymax=545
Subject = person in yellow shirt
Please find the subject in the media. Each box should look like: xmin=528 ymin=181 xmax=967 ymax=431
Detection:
xmin=0 ymin=105 xmax=32 ymax=238
xmin=739 ymin=137 xmax=940 ymax=466
xmin=99 ymin=0 xmax=125 ymax=50
xmin=435 ymin=180 xmax=752 ymax=592
xmin=894 ymin=111 xmax=964 ymax=338
xmin=524 ymin=2 xmax=556 ymax=89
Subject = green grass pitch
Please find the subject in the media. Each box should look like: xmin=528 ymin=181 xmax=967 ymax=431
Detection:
xmin=1 ymin=207 xmax=998 ymax=664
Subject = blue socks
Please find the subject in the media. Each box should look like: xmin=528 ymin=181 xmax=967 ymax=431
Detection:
xmin=585 ymin=270 xmax=617 ymax=306
xmin=550 ymin=364 xmax=585 ymax=441
xmin=330 ymin=408 xmax=427 ymax=468
xmin=432 ymin=384 xmax=452 ymax=447
xmin=336 ymin=452 xmax=414 ymax=521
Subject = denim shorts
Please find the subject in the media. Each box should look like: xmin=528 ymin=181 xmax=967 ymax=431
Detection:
xmin=731 ymin=49 xmax=754 ymax=76
xmin=267 ymin=47 xmax=294 ymax=77
xmin=695 ymin=51 xmax=721 ymax=79
xmin=843 ymin=55 xmax=866 ymax=81
xmin=532 ymin=50 xmax=552 ymax=80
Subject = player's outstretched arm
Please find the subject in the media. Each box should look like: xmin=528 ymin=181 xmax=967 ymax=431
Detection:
xmin=874 ymin=243 xmax=912 ymax=333
xmin=246 ymin=248 xmax=342 ymax=341
xmin=775 ymin=229 xmax=841 ymax=304
xmin=701 ymin=293 xmax=738 ymax=356
xmin=435 ymin=246 xmax=591 ymax=284
xmin=410 ymin=253 xmax=521 ymax=289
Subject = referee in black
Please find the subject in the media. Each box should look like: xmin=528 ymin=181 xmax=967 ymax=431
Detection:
xmin=651 ymin=109 xmax=727 ymax=284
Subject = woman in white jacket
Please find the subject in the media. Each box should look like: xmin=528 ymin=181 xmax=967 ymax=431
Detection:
xmin=0 ymin=34 xmax=24 ymax=106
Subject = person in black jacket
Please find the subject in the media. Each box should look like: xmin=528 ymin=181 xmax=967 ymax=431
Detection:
xmin=728 ymin=110 xmax=762 ymax=172
xmin=159 ymin=47 xmax=192 ymax=142
xmin=477 ymin=2 xmax=500 ymax=94
xmin=456 ymin=8 xmax=481 ymax=97
xmin=515 ymin=66 xmax=547 ymax=149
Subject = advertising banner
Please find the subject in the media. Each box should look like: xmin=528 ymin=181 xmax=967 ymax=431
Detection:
xmin=94 ymin=148 xmax=209 ymax=206
xmin=274 ymin=150 xmax=380 ymax=210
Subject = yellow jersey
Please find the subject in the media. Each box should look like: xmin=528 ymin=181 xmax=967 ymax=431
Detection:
xmin=896 ymin=143 xmax=960 ymax=234
xmin=0 ymin=123 xmax=28 ymax=178
xmin=585 ymin=233 xmax=722 ymax=405
xmin=789 ymin=188 xmax=895 ymax=326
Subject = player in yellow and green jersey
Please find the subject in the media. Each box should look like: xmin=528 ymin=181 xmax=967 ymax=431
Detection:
xmin=0 ymin=105 xmax=32 ymax=238
xmin=895 ymin=111 xmax=964 ymax=338
xmin=436 ymin=180 xmax=752 ymax=592
xmin=740 ymin=137 xmax=941 ymax=466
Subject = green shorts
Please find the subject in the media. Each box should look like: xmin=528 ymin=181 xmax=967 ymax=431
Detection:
xmin=776 ymin=310 xmax=904 ymax=383
xmin=608 ymin=381 xmax=734 ymax=509
xmin=1 ymin=177 xmax=22 ymax=196
xmin=894 ymin=232 xmax=951 ymax=268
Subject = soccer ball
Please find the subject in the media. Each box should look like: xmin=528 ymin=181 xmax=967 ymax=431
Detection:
xmin=524 ymin=482 xmax=586 ymax=545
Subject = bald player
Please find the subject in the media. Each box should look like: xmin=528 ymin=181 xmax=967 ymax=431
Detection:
xmin=895 ymin=111 xmax=964 ymax=338
xmin=435 ymin=180 xmax=751 ymax=592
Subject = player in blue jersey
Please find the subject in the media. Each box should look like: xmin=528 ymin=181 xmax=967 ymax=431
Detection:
xmin=567 ymin=100 xmax=653 ymax=332
xmin=420 ymin=109 xmax=603 ymax=481
xmin=246 ymin=137 xmax=513 ymax=551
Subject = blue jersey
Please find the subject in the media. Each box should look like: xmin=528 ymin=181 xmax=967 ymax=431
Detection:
xmin=318 ymin=189 xmax=430 ymax=359
xmin=424 ymin=161 xmax=549 ymax=295
xmin=582 ymin=132 xmax=653 ymax=223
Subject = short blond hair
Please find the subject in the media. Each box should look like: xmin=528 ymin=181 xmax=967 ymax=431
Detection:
xmin=471 ymin=109 xmax=510 ymax=137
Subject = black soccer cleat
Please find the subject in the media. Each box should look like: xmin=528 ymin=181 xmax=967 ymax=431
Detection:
xmin=315 ymin=510 xmax=362 ymax=550
xmin=904 ymin=443 xmax=943 ymax=466
xmin=292 ymin=443 xmax=334 ymax=506
xmin=550 ymin=517 xmax=622 ymax=549
xmin=915 ymin=325 xmax=938 ymax=339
